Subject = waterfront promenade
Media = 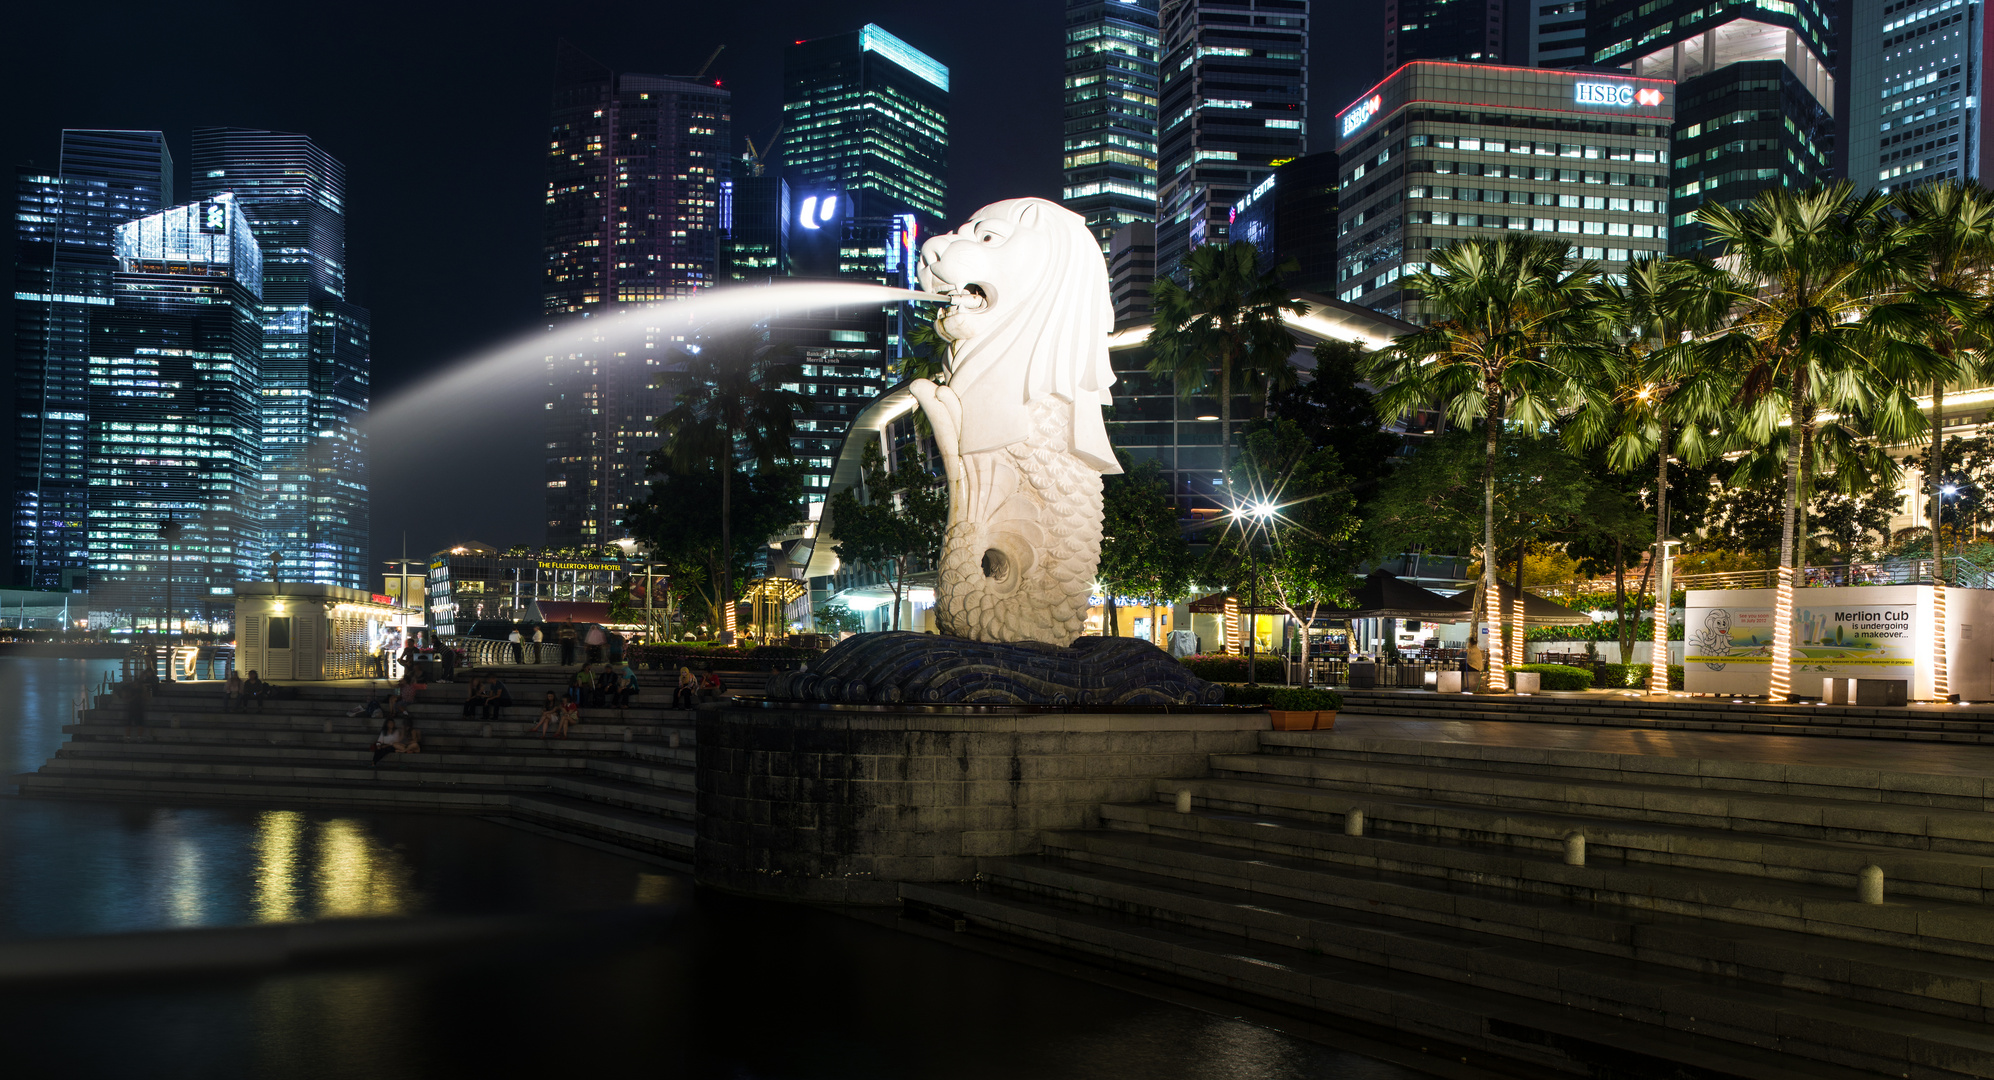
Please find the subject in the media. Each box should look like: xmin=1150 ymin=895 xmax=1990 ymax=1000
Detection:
xmin=17 ymin=678 xmax=1994 ymax=1078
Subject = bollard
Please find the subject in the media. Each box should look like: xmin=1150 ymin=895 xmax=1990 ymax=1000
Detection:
xmin=669 ymin=732 xmax=681 ymax=750
xmin=1345 ymin=808 xmax=1365 ymax=836
xmin=481 ymin=724 xmax=492 ymax=738
xmin=1858 ymin=864 xmax=1885 ymax=905
xmin=1563 ymin=832 xmax=1586 ymax=866
xmin=1175 ymin=789 xmax=1193 ymax=813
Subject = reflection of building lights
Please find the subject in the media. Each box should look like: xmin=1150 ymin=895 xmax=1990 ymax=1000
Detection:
xmin=254 ymin=810 xmax=303 ymax=923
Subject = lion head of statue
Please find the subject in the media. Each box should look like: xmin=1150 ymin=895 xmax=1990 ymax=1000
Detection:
xmin=917 ymin=198 xmax=1120 ymax=473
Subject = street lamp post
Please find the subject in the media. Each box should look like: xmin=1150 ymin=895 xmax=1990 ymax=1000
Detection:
xmin=160 ymin=516 xmax=183 ymax=682
xmin=1235 ymin=500 xmax=1275 ymax=689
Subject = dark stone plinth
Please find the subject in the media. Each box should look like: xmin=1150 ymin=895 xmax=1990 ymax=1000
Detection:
xmin=765 ymin=631 xmax=1220 ymax=706
xmin=694 ymin=705 xmax=1269 ymax=904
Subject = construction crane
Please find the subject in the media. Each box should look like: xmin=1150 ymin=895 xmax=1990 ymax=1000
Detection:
xmin=742 ymin=124 xmax=784 ymax=178
xmin=693 ymin=45 xmax=725 ymax=79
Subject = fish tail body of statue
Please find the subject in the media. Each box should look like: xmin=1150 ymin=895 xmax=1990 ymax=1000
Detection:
xmin=936 ymin=397 xmax=1104 ymax=644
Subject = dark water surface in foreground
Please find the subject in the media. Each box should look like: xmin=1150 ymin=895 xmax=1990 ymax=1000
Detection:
xmin=0 ymin=658 xmax=1446 ymax=1079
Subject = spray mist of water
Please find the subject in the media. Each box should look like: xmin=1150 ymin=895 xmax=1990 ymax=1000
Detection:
xmin=364 ymin=281 xmax=946 ymax=547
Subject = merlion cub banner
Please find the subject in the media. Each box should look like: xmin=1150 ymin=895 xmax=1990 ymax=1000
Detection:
xmin=1685 ymin=586 xmax=1927 ymax=697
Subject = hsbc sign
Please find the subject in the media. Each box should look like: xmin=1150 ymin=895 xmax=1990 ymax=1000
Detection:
xmin=1341 ymin=94 xmax=1383 ymax=137
xmin=1575 ymin=82 xmax=1664 ymax=108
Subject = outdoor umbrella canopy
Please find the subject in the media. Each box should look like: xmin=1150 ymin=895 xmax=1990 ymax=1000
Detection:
xmin=1304 ymin=570 xmax=1477 ymax=622
xmin=1473 ymin=578 xmax=1594 ymax=627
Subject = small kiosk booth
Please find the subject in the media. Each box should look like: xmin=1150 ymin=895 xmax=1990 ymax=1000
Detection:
xmin=1685 ymin=584 xmax=1994 ymax=700
xmin=235 ymin=583 xmax=402 ymax=681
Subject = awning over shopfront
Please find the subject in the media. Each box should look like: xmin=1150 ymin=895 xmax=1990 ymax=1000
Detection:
xmin=1305 ymin=570 xmax=1474 ymax=622
xmin=1186 ymin=592 xmax=1287 ymax=617
xmin=1479 ymin=579 xmax=1593 ymax=626
xmin=523 ymin=600 xmax=613 ymax=625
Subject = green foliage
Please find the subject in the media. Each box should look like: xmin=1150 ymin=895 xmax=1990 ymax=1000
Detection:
xmin=1224 ymin=684 xmax=1343 ymax=710
xmin=1363 ymin=428 xmax=1616 ymax=560
xmin=1256 ymin=339 xmax=1401 ymax=504
xmin=1595 ymin=663 xmax=1685 ymax=690
xmin=1179 ymin=655 xmax=1286 ymax=682
xmin=1200 ymin=419 xmax=1361 ymax=639
xmin=826 ymin=442 xmax=947 ymax=632
xmin=1099 ymin=452 xmax=1197 ymax=631
xmin=627 ymin=643 xmax=819 ymax=667
xmin=1506 ymin=663 xmax=1595 ymax=690
xmin=1904 ymin=435 xmax=1994 ymax=533
xmin=812 ymin=601 xmax=864 ymax=635
xmin=1147 ymin=240 xmax=1308 ymax=476
xmin=625 ymin=465 xmax=805 ymax=630
xmin=1527 ymin=620 xmax=1682 ymax=642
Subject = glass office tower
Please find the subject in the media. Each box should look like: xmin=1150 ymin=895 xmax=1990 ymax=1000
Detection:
xmin=1334 ymin=62 xmax=1675 ymax=320
xmin=12 ymin=130 xmax=173 ymax=592
xmin=1842 ymin=0 xmax=1987 ymax=193
xmin=191 ymin=128 xmax=371 ymax=589
xmin=541 ymin=43 xmax=732 ymax=548
xmin=90 ymin=195 xmax=265 ymax=626
xmin=1383 ymin=0 xmax=1508 ymax=70
xmin=1062 ymin=0 xmax=1162 ymax=252
xmin=1155 ymin=0 xmax=1309 ymax=281
xmin=782 ymin=24 xmax=950 ymax=226
xmin=1587 ymin=0 xmax=1834 ymax=254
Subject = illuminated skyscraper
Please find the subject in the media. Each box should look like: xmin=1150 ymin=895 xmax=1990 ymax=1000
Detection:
xmin=12 ymin=129 xmax=173 ymax=591
xmin=90 ymin=195 xmax=265 ymax=623
xmin=1587 ymin=0 xmax=1835 ymax=254
xmin=1383 ymin=0 xmax=1507 ymax=71
xmin=782 ymin=24 xmax=950 ymax=226
xmin=191 ymin=128 xmax=370 ymax=589
xmin=1155 ymin=0 xmax=1309 ymax=280
xmin=1842 ymin=0 xmax=1987 ymax=194
xmin=541 ymin=43 xmax=732 ymax=548
xmin=1062 ymin=0 xmax=1162 ymax=252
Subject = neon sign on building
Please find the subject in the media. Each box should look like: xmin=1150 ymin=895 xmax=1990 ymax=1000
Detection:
xmin=1340 ymin=95 xmax=1383 ymax=138
xmin=1575 ymin=82 xmax=1664 ymax=107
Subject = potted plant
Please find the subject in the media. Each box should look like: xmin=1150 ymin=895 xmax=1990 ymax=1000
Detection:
xmin=1230 ymin=684 xmax=1342 ymax=730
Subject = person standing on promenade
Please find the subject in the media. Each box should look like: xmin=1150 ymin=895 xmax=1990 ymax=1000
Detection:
xmin=508 ymin=626 xmax=523 ymax=664
xmin=559 ymin=621 xmax=577 ymax=666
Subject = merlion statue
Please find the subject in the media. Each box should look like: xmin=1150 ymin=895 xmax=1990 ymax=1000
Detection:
xmin=910 ymin=198 xmax=1122 ymax=644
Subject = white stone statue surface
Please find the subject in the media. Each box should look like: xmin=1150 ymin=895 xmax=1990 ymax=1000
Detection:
xmin=911 ymin=198 xmax=1122 ymax=645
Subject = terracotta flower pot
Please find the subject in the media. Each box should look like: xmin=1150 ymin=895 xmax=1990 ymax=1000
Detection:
xmin=1267 ymin=709 xmax=1316 ymax=731
xmin=1313 ymin=710 xmax=1337 ymax=731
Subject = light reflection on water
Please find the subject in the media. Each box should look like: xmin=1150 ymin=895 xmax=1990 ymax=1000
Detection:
xmin=0 ymin=657 xmax=1451 ymax=1080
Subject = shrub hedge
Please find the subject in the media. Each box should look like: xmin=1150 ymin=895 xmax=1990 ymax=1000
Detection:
xmin=1179 ymin=655 xmax=1286 ymax=682
xmin=1596 ymin=663 xmax=1686 ymax=691
xmin=1506 ymin=663 xmax=1595 ymax=691
xmin=627 ymin=643 xmax=819 ymax=666
xmin=1223 ymin=684 xmax=1343 ymax=710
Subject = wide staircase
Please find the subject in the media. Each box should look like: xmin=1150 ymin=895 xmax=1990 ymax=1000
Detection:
xmin=1337 ymin=686 xmax=1994 ymax=744
xmin=12 ymin=680 xmax=697 ymax=863
xmin=903 ymin=725 xmax=1994 ymax=1079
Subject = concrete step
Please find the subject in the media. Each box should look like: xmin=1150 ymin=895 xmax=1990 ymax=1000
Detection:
xmin=57 ymin=725 xmax=693 ymax=765
xmin=900 ymin=880 xmax=1912 ymax=1080
xmin=970 ymin=852 xmax=1994 ymax=1079
xmin=507 ymin=792 xmax=695 ymax=856
xmin=1335 ymin=691 xmax=1994 ymax=743
xmin=37 ymin=736 xmax=695 ymax=798
xmin=1209 ymin=750 xmax=1994 ymax=855
xmin=1068 ymin=816 xmax=1994 ymax=992
xmin=1258 ymin=732 xmax=1994 ymax=812
xmin=1136 ymin=778 xmax=1994 ymax=904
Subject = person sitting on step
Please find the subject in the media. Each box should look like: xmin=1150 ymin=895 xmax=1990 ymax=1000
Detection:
xmin=613 ymin=662 xmax=640 ymax=708
xmin=482 ymin=677 xmax=512 ymax=721
xmin=594 ymin=665 xmax=618 ymax=708
xmin=243 ymin=671 xmax=270 ymax=711
xmin=349 ymin=690 xmax=386 ymax=719
xmin=557 ymin=693 xmax=580 ymax=739
xmin=222 ymin=669 xmax=245 ymax=713
xmin=371 ymin=716 xmax=404 ymax=765
xmin=674 ymin=666 xmax=697 ymax=710
xmin=529 ymin=691 xmax=560 ymax=737
xmin=461 ymin=675 xmax=495 ymax=718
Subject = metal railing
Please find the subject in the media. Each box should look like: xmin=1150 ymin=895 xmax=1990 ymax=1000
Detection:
xmin=448 ymin=637 xmax=563 ymax=667
xmin=1672 ymin=559 xmax=1966 ymax=592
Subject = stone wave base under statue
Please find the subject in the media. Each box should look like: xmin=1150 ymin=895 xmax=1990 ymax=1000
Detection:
xmin=764 ymin=631 xmax=1221 ymax=706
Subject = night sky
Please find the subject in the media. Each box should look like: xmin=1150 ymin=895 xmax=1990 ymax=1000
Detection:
xmin=2 ymin=0 xmax=1376 ymax=570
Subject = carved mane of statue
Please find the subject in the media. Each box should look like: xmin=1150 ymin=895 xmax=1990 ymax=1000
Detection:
xmin=910 ymin=198 xmax=1122 ymax=645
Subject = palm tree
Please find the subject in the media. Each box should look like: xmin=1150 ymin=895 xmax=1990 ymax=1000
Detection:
xmin=1583 ymin=255 xmax=1738 ymax=693
xmin=1884 ymin=184 xmax=1994 ymax=584
xmin=1365 ymin=235 xmax=1618 ymax=692
xmin=655 ymin=325 xmax=805 ymax=642
xmin=1147 ymin=241 xmax=1308 ymax=485
xmin=1697 ymin=183 xmax=1936 ymax=699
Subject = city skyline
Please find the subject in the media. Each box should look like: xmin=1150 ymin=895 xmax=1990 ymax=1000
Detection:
xmin=0 ymin=2 xmax=1385 ymax=567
